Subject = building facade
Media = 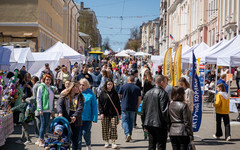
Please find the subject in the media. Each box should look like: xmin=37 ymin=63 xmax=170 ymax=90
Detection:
xmin=0 ymin=0 xmax=80 ymax=52
xmin=158 ymin=0 xmax=240 ymax=55
xmin=140 ymin=18 xmax=160 ymax=54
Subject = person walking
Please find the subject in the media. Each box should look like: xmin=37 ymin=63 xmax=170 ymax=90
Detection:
xmin=79 ymin=78 xmax=98 ymax=150
xmin=97 ymin=70 xmax=109 ymax=96
xmin=77 ymin=64 xmax=93 ymax=86
xmin=25 ymin=76 xmax=40 ymax=138
xmin=213 ymin=83 xmax=231 ymax=141
xmin=57 ymin=82 xmax=84 ymax=150
xmin=35 ymin=74 xmax=55 ymax=147
xmin=99 ymin=79 xmax=121 ymax=149
xmin=141 ymin=75 xmax=169 ymax=150
xmin=178 ymin=77 xmax=194 ymax=112
xmin=169 ymin=86 xmax=193 ymax=150
xmin=118 ymin=75 xmax=141 ymax=142
xmin=91 ymin=67 xmax=102 ymax=96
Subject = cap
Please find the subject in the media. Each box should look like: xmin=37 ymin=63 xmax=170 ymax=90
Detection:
xmin=45 ymin=63 xmax=49 ymax=66
xmin=54 ymin=125 xmax=64 ymax=133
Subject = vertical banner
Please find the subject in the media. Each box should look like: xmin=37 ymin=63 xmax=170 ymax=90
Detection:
xmin=192 ymin=51 xmax=202 ymax=132
xmin=164 ymin=48 xmax=173 ymax=85
xmin=173 ymin=45 xmax=182 ymax=86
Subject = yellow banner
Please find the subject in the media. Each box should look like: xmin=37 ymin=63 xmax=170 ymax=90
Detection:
xmin=164 ymin=47 xmax=173 ymax=86
xmin=173 ymin=45 xmax=182 ymax=86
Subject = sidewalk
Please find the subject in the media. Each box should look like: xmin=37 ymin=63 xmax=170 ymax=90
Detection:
xmin=1 ymin=105 xmax=240 ymax=150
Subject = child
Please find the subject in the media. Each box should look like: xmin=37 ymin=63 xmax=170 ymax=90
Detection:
xmin=10 ymin=98 xmax=31 ymax=145
xmin=44 ymin=124 xmax=68 ymax=150
xmin=213 ymin=83 xmax=231 ymax=141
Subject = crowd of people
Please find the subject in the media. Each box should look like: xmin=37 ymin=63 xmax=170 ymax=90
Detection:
xmin=0 ymin=56 xmax=234 ymax=150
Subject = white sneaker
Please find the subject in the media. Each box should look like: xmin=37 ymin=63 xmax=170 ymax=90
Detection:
xmin=226 ymin=136 xmax=231 ymax=141
xmin=112 ymin=143 xmax=118 ymax=149
xmin=35 ymin=139 xmax=40 ymax=145
xmin=104 ymin=142 xmax=110 ymax=148
xmin=213 ymin=134 xmax=220 ymax=139
xmin=15 ymin=139 xmax=23 ymax=144
xmin=24 ymin=140 xmax=31 ymax=145
xmin=86 ymin=145 xmax=92 ymax=150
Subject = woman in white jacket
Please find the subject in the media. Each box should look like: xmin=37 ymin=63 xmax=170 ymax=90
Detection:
xmin=178 ymin=77 xmax=194 ymax=112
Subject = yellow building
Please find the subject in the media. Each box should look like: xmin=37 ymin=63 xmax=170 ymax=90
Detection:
xmin=0 ymin=0 xmax=80 ymax=52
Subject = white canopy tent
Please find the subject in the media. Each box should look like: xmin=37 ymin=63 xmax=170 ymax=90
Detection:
xmin=205 ymin=35 xmax=240 ymax=64
xmin=230 ymin=55 xmax=240 ymax=67
xmin=115 ymin=51 xmax=130 ymax=57
xmin=44 ymin=41 xmax=84 ymax=64
xmin=198 ymin=39 xmax=228 ymax=64
xmin=182 ymin=42 xmax=209 ymax=63
xmin=10 ymin=47 xmax=35 ymax=71
xmin=0 ymin=46 xmax=16 ymax=70
xmin=28 ymin=52 xmax=62 ymax=77
xmin=217 ymin=49 xmax=240 ymax=66
xmin=125 ymin=49 xmax=136 ymax=55
xmin=134 ymin=52 xmax=151 ymax=56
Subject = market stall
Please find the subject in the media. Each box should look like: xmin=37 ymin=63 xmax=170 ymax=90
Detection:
xmin=0 ymin=112 xmax=14 ymax=147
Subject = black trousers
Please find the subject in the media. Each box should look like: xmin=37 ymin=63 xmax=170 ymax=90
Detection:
xmin=145 ymin=126 xmax=168 ymax=150
xmin=170 ymin=136 xmax=190 ymax=150
xmin=215 ymin=113 xmax=231 ymax=139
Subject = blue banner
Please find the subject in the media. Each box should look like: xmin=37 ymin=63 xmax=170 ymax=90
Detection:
xmin=192 ymin=51 xmax=202 ymax=132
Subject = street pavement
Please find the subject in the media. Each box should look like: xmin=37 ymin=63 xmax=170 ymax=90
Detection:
xmin=1 ymin=104 xmax=240 ymax=150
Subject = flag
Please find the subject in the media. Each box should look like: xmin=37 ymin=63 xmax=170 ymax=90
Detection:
xmin=192 ymin=51 xmax=202 ymax=132
xmin=164 ymin=48 xmax=173 ymax=86
xmin=170 ymin=34 xmax=174 ymax=40
xmin=173 ymin=45 xmax=182 ymax=86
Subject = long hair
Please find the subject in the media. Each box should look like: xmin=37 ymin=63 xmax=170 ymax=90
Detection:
xmin=171 ymin=86 xmax=185 ymax=101
xmin=216 ymin=83 xmax=226 ymax=92
xmin=143 ymin=70 xmax=153 ymax=84
xmin=101 ymin=70 xmax=108 ymax=77
xmin=60 ymin=81 xmax=81 ymax=100
xmin=178 ymin=77 xmax=190 ymax=88
xmin=102 ymin=78 xmax=116 ymax=92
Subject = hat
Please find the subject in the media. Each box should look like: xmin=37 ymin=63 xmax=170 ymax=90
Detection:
xmin=45 ymin=63 xmax=49 ymax=66
xmin=54 ymin=125 xmax=64 ymax=133
xmin=114 ymin=68 xmax=119 ymax=71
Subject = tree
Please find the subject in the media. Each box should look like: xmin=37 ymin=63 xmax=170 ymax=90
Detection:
xmin=124 ymin=27 xmax=141 ymax=51
xmin=103 ymin=37 xmax=111 ymax=50
xmin=130 ymin=27 xmax=139 ymax=40
xmin=78 ymin=11 xmax=99 ymax=47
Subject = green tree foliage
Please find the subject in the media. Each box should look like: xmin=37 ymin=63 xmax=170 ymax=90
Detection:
xmin=78 ymin=11 xmax=98 ymax=47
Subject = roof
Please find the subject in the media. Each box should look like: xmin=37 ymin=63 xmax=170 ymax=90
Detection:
xmin=88 ymin=51 xmax=103 ymax=54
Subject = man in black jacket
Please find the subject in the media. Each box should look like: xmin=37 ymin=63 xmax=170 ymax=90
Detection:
xmin=141 ymin=75 xmax=169 ymax=150
xmin=76 ymin=64 xmax=93 ymax=86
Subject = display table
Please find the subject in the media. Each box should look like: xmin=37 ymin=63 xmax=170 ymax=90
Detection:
xmin=229 ymin=97 xmax=240 ymax=113
xmin=0 ymin=113 xmax=14 ymax=147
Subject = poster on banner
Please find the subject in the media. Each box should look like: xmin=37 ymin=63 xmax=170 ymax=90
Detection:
xmin=192 ymin=52 xmax=202 ymax=132
xmin=199 ymin=65 xmax=205 ymax=93
xmin=226 ymin=74 xmax=233 ymax=81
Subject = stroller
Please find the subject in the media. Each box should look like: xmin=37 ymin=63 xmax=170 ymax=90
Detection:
xmin=45 ymin=117 xmax=71 ymax=150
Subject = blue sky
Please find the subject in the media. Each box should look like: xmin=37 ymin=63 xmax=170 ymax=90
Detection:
xmin=74 ymin=0 xmax=160 ymax=51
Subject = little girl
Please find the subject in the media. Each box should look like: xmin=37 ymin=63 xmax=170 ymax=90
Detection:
xmin=213 ymin=83 xmax=231 ymax=141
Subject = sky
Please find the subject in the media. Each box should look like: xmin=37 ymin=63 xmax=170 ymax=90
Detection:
xmin=74 ymin=0 xmax=160 ymax=51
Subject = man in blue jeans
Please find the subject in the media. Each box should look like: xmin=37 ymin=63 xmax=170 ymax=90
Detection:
xmin=118 ymin=75 xmax=141 ymax=142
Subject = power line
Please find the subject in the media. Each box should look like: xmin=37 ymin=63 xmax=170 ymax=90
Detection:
xmin=97 ymin=14 xmax=159 ymax=19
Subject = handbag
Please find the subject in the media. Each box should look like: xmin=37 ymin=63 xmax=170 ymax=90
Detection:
xmin=106 ymin=93 xmax=120 ymax=119
xmin=187 ymin=141 xmax=196 ymax=150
